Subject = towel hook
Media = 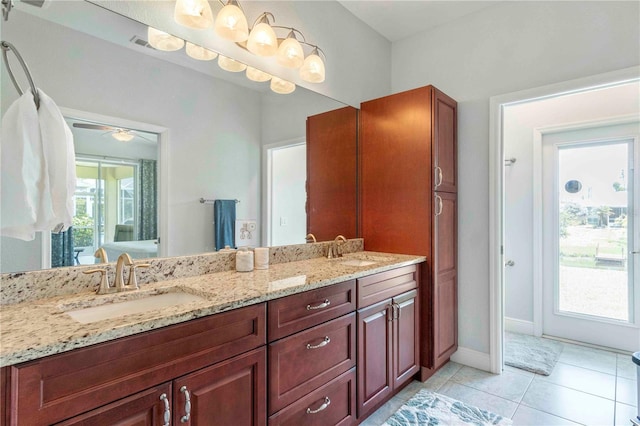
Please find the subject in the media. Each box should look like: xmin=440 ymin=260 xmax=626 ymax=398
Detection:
xmin=1 ymin=41 xmax=40 ymax=109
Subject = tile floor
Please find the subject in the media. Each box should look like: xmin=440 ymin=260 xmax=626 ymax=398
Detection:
xmin=360 ymin=341 xmax=638 ymax=426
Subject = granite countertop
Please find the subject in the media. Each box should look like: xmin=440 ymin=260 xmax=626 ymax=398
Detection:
xmin=0 ymin=251 xmax=425 ymax=367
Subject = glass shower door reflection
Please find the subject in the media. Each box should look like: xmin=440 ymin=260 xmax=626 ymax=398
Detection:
xmin=557 ymin=140 xmax=633 ymax=322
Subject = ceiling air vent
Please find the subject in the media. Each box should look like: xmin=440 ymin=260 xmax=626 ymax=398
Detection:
xmin=129 ymin=36 xmax=155 ymax=50
xmin=21 ymin=0 xmax=47 ymax=8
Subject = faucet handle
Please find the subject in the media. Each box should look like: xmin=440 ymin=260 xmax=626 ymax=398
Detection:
xmin=127 ymin=262 xmax=151 ymax=289
xmin=83 ymin=268 xmax=112 ymax=294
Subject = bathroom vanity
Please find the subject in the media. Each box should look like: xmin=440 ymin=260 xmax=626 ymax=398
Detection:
xmin=0 ymin=248 xmax=424 ymax=425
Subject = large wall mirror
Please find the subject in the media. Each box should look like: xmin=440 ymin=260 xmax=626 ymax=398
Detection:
xmin=0 ymin=0 xmax=357 ymax=273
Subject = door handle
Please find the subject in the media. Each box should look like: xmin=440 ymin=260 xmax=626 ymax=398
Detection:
xmin=434 ymin=166 xmax=443 ymax=188
xmin=505 ymin=260 xmax=515 ymax=267
xmin=435 ymin=195 xmax=443 ymax=216
xmin=180 ymin=386 xmax=191 ymax=423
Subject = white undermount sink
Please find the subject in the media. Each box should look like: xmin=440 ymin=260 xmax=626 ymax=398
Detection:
xmin=339 ymin=259 xmax=378 ymax=267
xmin=63 ymin=291 xmax=207 ymax=324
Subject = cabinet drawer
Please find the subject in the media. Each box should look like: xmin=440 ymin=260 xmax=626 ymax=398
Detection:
xmin=357 ymin=265 xmax=417 ymax=308
xmin=269 ymin=368 xmax=356 ymax=426
xmin=268 ymin=280 xmax=356 ymax=341
xmin=9 ymin=303 xmax=266 ymax=426
xmin=269 ymin=313 xmax=356 ymax=414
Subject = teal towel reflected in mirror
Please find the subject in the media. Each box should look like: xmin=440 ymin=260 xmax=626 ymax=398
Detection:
xmin=214 ymin=200 xmax=236 ymax=251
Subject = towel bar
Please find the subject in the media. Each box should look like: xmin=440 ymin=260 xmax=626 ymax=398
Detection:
xmin=199 ymin=198 xmax=239 ymax=204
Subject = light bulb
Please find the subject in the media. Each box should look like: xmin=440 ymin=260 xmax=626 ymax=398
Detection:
xmin=247 ymin=15 xmax=277 ymax=56
xmin=276 ymin=33 xmax=304 ymax=68
xmin=246 ymin=66 xmax=272 ymax=82
xmin=218 ymin=55 xmax=247 ymax=72
xmin=270 ymin=77 xmax=295 ymax=94
xmin=299 ymin=49 xmax=325 ymax=83
xmin=147 ymin=27 xmax=184 ymax=52
xmin=215 ymin=2 xmax=249 ymax=42
xmin=174 ymin=0 xmax=213 ymax=29
xmin=186 ymin=42 xmax=218 ymax=61
xmin=112 ymin=130 xmax=135 ymax=142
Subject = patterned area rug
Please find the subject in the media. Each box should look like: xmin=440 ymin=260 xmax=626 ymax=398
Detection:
xmin=382 ymin=389 xmax=513 ymax=426
xmin=504 ymin=332 xmax=563 ymax=375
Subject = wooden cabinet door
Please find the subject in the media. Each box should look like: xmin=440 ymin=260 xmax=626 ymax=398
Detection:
xmin=54 ymin=383 xmax=171 ymax=426
xmin=432 ymin=89 xmax=457 ymax=193
xmin=392 ymin=290 xmax=420 ymax=389
xmin=356 ymin=299 xmax=392 ymax=418
xmin=433 ymin=192 xmax=458 ymax=368
xmin=306 ymin=106 xmax=358 ymax=241
xmin=173 ymin=347 xmax=266 ymax=426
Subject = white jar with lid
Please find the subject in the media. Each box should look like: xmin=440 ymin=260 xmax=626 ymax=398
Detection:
xmin=236 ymin=247 xmax=254 ymax=272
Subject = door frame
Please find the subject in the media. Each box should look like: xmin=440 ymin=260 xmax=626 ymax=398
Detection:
xmin=488 ymin=65 xmax=640 ymax=374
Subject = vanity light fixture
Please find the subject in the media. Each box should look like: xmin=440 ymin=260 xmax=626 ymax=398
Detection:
xmin=247 ymin=12 xmax=278 ymax=57
xmin=246 ymin=66 xmax=271 ymax=82
xmin=299 ymin=46 xmax=325 ymax=83
xmin=270 ymin=76 xmax=295 ymax=94
xmin=218 ymin=54 xmax=247 ymax=72
xmin=276 ymin=29 xmax=304 ymax=68
xmin=186 ymin=42 xmax=218 ymax=61
xmin=174 ymin=0 xmax=214 ymax=30
xmin=214 ymin=0 xmax=249 ymax=42
xmin=147 ymin=26 xmax=184 ymax=51
xmin=112 ymin=129 xmax=135 ymax=142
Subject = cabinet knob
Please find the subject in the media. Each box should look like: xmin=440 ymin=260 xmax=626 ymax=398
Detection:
xmin=306 ymin=397 xmax=331 ymax=414
xmin=180 ymin=386 xmax=191 ymax=423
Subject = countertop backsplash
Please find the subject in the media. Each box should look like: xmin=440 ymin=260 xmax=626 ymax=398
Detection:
xmin=0 ymin=239 xmax=364 ymax=306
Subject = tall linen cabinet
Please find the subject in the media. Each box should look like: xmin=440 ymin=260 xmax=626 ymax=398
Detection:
xmin=359 ymin=85 xmax=458 ymax=380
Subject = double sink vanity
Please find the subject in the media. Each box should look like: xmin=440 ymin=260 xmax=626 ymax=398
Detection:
xmin=0 ymin=241 xmax=425 ymax=425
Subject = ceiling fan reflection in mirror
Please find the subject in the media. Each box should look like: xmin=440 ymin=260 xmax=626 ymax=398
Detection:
xmin=72 ymin=123 xmax=154 ymax=142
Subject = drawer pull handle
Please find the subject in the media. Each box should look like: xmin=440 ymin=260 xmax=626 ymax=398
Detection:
xmin=306 ymin=397 xmax=331 ymax=414
xmin=435 ymin=166 xmax=443 ymax=188
xmin=307 ymin=299 xmax=330 ymax=310
xmin=435 ymin=194 xmax=443 ymax=216
xmin=180 ymin=386 xmax=191 ymax=423
xmin=306 ymin=336 xmax=331 ymax=349
xmin=160 ymin=393 xmax=170 ymax=426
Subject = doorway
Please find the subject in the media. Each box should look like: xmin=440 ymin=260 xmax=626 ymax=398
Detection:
xmin=263 ymin=140 xmax=307 ymax=247
xmin=489 ymin=66 xmax=640 ymax=373
xmin=541 ymin=131 xmax=637 ymax=351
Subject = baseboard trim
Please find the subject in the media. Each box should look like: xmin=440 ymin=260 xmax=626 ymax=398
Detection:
xmin=504 ymin=317 xmax=535 ymax=335
xmin=450 ymin=346 xmax=491 ymax=372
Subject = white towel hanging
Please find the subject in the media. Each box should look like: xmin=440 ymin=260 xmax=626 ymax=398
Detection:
xmin=1 ymin=88 xmax=76 ymax=240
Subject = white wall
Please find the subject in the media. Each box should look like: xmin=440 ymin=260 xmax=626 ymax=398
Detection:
xmin=391 ymin=1 xmax=640 ymax=354
xmin=1 ymin=10 xmax=262 ymax=269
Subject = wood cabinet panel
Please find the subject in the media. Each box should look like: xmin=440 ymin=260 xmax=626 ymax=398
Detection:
xmin=173 ymin=347 xmax=266 ymax=426
xmin=359 ymin=86 xmax=433 ymax=256
xmin=9 ymin=303 xmax=266 ymax=425
xmin=268 ymin=313 xmax=356 ymax=415
xmin=357 ymin=265 xmax=417 ymax=308
xmin=268 ymin=369 xmax=356 ymax=426
xmin=356 ymin=300 xmax=392 ymax=418
xmin=268 ymin=280 xmax=356 ymax=342
xmin=433 ymin=192 xmax=457 ymax=368
xmin=54 ymin=383 xmax=171 ymax=426
xmin=433 ymin=89 xmax=457 ymax=193
xmin=392 ymin=290 xmax=420 ymax=388
xmin=306 ymin=106 xmax=359 ymax=241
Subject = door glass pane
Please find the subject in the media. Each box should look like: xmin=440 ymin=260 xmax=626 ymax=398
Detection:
xmin=558 ymin=141 xmax=630 ymax=321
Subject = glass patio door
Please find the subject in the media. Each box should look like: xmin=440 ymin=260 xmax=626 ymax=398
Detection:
xmin=542 ymin=130 xmax=639 ymax=352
